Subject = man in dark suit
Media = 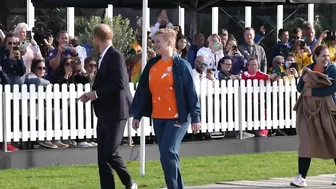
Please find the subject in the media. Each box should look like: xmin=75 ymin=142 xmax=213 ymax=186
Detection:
xmin=79 ymin=24 xmax=137 ymax=189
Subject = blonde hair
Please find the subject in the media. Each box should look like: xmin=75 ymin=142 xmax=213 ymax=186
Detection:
xmin=154 ymin=28 xmax=177 ymax=48
xmin=14 ymin=23 xmax=29 ymax=35
xmin=207 ymin=34 xmax=222 ymax=44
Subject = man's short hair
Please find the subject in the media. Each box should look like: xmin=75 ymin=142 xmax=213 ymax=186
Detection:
xmin=243 ymin=27 xmax=255 ymax=34
xmin=93 ymin=24 xmax=113 ymax=41
xmin=246 ymin=57 xmax=258 ymax=66
xmin=286 ymin=53 xmax=295 ymax=59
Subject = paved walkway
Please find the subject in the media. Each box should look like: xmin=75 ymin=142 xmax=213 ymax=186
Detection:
xmin=183 ymin=174 xmax=336 ymax=189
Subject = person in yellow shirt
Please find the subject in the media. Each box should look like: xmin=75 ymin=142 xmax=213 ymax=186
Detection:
xmin=292 ymin=40 xmax=312 ymax=74
xmin=271 ymin=55 xmax=298 ymax=84
xmin=126 ymin=27 xmax=156 ymax=85
xmin=326 ymin=35 xmax=336 ymax=63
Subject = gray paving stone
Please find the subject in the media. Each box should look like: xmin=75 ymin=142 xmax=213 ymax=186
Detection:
xmin=180 ymin=174 xmax=336 ymax=189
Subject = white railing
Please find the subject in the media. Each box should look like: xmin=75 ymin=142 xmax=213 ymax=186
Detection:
xmin=0 ymin=79 xmax=299 ymax=143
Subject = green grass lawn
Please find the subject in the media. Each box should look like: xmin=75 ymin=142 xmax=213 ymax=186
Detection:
xmin=1 ymin=152 xmax=336 ymax=189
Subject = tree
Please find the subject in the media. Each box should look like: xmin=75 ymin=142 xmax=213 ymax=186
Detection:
xmin=75 ymin=15 xmax=134 ymax=58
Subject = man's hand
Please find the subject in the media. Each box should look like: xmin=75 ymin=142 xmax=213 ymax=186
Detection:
xmin=132 ymin=119 xmax=140 ymax=130
xmin=206 ymin=73 xmax=215 ymax=81
xmin=79 ymin=91 xmax=97 ymax=103
xmin=191 ymin=123 xmax=201 ymax=134
xmin=319 ymin=30 xmax=329 ymax=40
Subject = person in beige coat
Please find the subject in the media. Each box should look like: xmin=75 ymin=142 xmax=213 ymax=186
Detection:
xmin=291 ymin=45 xmax=336 ymax=187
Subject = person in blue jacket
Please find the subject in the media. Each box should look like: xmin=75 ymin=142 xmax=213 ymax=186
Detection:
xmin=296 ymin=45 xmax=336 ymax=103
xmin=130 ymin=28 xmax=201 ymax=189
xmin=291 ymin=45 xmax=336 ymax=187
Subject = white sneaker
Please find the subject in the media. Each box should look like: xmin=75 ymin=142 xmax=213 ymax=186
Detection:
xmin=53 ymin=141 xmax=69 ymax=148
xmin=90 ymin=141 xmax=97 ymax=147
xmin=332 ymin=175 xmax=336 ymax=185
xmin=77 ymin=141 xmax=92 ymax=148
xmin=290 ymin=174 xmax=307 ymax=187
xmin=130 ymin=182 xmax=138 ymax=189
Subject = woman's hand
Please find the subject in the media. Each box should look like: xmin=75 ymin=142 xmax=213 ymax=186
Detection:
xmin=290 ymin=68 xmax=298 ymax=77
xmin=64 ymin=66 xmax=72 ymax=79
xmin=269 ymin=73 xmax=279 ymax=80
xmin=10 ymin=48 xmax=21 ymax=59
xmin=233 ymin=50 xmax=242 ymax=57
xmin=301 ymin=67 xmax=311 ymax=76
xmin=230 ymin=75 xmax=241 ymax=80
xmin=304 ymin=45 xmax=312 ymax=55
xmin=147 ymin=48 xmax=156 ymax=58
xmin=191 ymin=123 xmax=201 ymax=134
xmin=304 ymin=88 xmax=312 ymax=97
xmin=132 ymin=119 xmax=140 ymax=130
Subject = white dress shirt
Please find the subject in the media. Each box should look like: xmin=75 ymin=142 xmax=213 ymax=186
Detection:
xmin=98 ymin=45 xmax=112 ymax=69
xmin=95 ymin=45 xmax=112 ymax=98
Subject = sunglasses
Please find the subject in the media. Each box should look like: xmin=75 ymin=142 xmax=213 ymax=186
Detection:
xmin=197 ymin=61 xmax=207 ymax=67
xmin=37 ymin=66 xmax=47 ymax=71
xmin=89 ymin=64 xmax=97 ymax=68
xmin=8 ymin=42 xmax=17 ymax=46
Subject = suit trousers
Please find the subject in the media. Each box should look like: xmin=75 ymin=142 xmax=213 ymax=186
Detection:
xmin=153 ymin=118 xmax=189 ymax=189
xmin=97 ymin=119 xmax=132 ymax=189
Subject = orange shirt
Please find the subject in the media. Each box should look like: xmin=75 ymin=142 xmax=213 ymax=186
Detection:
xmin=149 ymin=58 xmax=178 ymax=119
xmin=313 ymin=64 xmax=325 ymax=73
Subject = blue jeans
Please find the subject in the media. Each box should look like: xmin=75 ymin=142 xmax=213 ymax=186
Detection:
xmin=153 ymin=118 xmax=189 ymax=189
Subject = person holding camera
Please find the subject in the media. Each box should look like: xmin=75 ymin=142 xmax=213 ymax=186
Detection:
xmin=14 ymin=23 xmax=43 ymax=76
xmin=196 ymin=34 xmax=225 ymax=74
xmin=271 ymin=55 xmax=298 ymax=84
xmin=292 ymin=39 xmax=312 ymax=75
xmin=224 ymin=38 xmax=247 ymax=75
xmin=321 ymin=31 xmax=336 ymax=63
xmin=46 ymin=30 xmax=79 ymax=83
xmin=0 ymin=33 xmax=26 ymax=85
xmin=150 ymin=10 xmax=174 ymax=38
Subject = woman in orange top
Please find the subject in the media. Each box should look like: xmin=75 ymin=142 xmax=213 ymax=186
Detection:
xmin=131 ymin=28 xmax=201 ymax=189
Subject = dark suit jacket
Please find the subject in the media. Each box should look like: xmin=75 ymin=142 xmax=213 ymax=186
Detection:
xmin=92 ymin=46 xmax=133 ymax=121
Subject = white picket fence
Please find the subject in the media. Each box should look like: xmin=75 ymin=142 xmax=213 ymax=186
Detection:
xmin=0 ymin=79 xmax=299 ymax=143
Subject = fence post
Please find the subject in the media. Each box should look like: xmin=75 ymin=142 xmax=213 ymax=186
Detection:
xmin=238 ymin=84 xmax=243 ymax=140
xmin=2 ymin=92 xmax=7 ymax=152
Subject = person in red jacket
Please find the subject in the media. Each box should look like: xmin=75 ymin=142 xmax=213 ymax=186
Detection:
xmin=242 ymin=57 xmax=279 ymax=81
xmin=242 ymin=57 xmax=280 ymax=137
